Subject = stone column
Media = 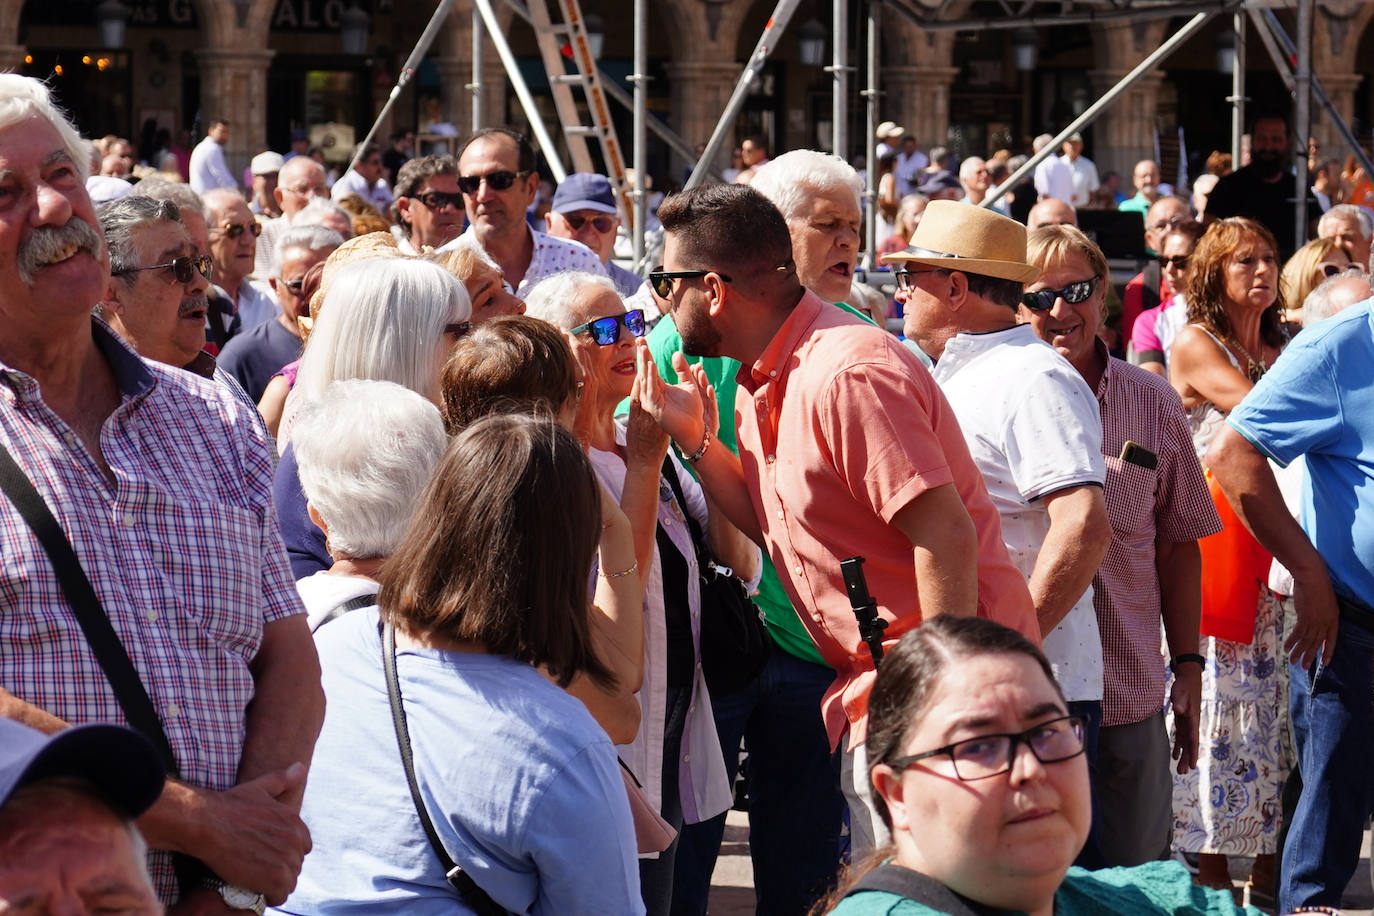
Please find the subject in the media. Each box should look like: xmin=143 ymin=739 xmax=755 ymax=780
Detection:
xmin=663 ymin=60 xmax=743 ymax=160
xmin=883 ymin=65 xmax=959 ymax=151
xmin=431 ymin=56 xmax=471 ymax=133
xmin=0 ymin=45 xmax=26 ymax=73
xmin=1313 ymin=73 xmax=1363 ymax=162
xmin=194 ymin=48 xmax=275 ymax=179
xmin=1087 ymin=69 xmax=1164 ymax=180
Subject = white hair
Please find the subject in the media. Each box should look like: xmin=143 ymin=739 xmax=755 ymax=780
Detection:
xmin=293 ymin=379 xmax=448 ymax=559
xmin=959 ymin=156 xmax=986 ymax=181
xmin=292 ymin=196 xmax=354 ymax=231
xmin=0 ymin=75 xmax=89 ymax=180
xmin=1302 ymin=270 xmax=1374 ymax=325
xmin=275 ymin=225 xmax=344 ymax=277
xmin=749 ymin=149 xmax=863 ymax=221
xmin=523 ymin=270 xmax=620 ymax=330
xmin=1319 ymin=204 xmax=1374 ymax=241
xmin=295 ymin=257 xmax=470 ymax=403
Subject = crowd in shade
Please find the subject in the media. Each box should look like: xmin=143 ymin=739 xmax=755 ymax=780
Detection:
xmin=5 ymin=70 xmax=1374 ymax=916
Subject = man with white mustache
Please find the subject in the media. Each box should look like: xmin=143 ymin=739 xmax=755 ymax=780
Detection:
xmin=0 ymin=75 xmax=323 ymax=914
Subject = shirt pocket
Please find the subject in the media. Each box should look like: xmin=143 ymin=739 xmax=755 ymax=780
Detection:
xmin=1103 ymin=455 xmax=1158 ymax=550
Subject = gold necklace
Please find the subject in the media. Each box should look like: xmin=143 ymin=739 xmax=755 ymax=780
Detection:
xmin=1226 ymin=334 xmax=1266 ymax=382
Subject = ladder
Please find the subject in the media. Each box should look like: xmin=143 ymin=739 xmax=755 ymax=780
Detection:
xmin=523 ymin=0 xmax=634 ymax=231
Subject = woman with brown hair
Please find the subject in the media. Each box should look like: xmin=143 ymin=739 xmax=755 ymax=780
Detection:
xmin=1168 ymin=217 xmax=1287 ymax=901
xmin=279 ymin=414 xmax=645 ymax=914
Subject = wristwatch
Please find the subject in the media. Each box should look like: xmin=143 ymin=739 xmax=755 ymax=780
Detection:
xmin=214 ymin=882 xmax=266 ymax=914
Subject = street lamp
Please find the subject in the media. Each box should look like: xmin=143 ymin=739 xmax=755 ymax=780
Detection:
xmin=96 ymin=0 xmax=131 ymax=50
xmin=798 ymin=18 xmax=827 ymax=67
xmin=340 ymin=3 xmax=371 ymax=56
xmin=1215 ymin=28 xmax=1235 ymax=75
xmin=1012 ymin=28 xmax=1038 ymax=72
xmin=584 ymin=13 xmax=606 ymax=58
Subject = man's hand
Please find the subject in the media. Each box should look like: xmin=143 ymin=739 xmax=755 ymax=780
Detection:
xmin=1169 ymin=663 xmax=1202 ymax=773
xmin=625 ymin=360 xmax=670 ymax=470
xmin=190 ymin=764 xmax=312 ymax=905
xmin=635 ymin=340 xmax=708 ymax=450
xmin=1287 ymin=572 xmax=1340 ymax=669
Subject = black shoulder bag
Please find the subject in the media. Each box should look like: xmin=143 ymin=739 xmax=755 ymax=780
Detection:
xmin=660 ymin=457 xmax=771 ymax=696
xmin=381 ymin=620 xmax=509 ymax=916
xmin=0 ymin=441 xmax=206 ymax=893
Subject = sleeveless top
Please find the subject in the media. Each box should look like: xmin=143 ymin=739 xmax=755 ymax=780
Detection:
xmin=1183 ymin=324 xmax=1243 ymax=464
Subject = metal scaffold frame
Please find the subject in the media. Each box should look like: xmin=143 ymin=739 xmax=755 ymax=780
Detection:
xmin=360 ymin=0 xmax=1368 ymax=272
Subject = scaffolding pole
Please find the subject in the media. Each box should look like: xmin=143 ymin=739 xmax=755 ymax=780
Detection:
xmin=684 ymin=0 xmax=805 ymax=191
xmin=983 ymin=10 xmax=1215 ymax=210
xmin=472 ymin=0 xmax=569 ymax=182
xmin=861 ymin=0 xmax=880 ymax=270
xmin=886 ymin=0 xmax=1234 ymax=32
xmin=1294 ymin=0 xmax=1312 ymax=249
xmin=630 ymin=0 xmax=647 ymax=264
xmin=1229 ymin=11 xmax=1245 ymax=166
xmin=830 ymin=0 xmax=849 ymax=158
xmin=469 ymin=5 xmax=485 ymax=131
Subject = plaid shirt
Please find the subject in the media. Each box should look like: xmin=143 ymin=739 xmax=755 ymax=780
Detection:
xmin=0 ymin=321 xmax=303 ymax=900
xmin=1091 ymin=344 xmax=1222 ymax=726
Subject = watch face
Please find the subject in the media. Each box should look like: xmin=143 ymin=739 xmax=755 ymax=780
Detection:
xmin=220 ymin=885 xmax=265 ymax=913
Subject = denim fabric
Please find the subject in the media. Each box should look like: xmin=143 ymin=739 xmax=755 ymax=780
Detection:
xmin=670 ymin=649 xmax=844 ymax=916
xmin=1279 ymin=616 xmax=1374 ymax=914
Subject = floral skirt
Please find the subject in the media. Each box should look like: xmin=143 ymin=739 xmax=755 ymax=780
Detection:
xmin=1170 ymin=586 xmax=1286 ymax=855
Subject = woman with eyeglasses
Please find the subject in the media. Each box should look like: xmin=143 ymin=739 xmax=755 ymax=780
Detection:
xmin=1130 ymin=220 xmax=1204 ymax=378
xmin=1280 ymin=237 xmax=1353 ymax=327
xmin=817 ymin=616 xmax=1258 ymax=916
xmin=1168 ymin=217 xmax=1288 ymax=901
xmin=525 ymin=272 xmax=760 ymax=916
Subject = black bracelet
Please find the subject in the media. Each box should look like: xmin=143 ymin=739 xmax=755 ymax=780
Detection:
xmin=1170 ymin=652 xmax=1206 ymax=673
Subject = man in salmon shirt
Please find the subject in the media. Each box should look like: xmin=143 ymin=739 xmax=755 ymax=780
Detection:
xmin=638 ymin=182 xmax=1038 ymax=855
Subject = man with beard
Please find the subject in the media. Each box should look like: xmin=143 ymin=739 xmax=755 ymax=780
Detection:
xmin=0 ymin=75 xmax=323 ymax=913
xmin=639 ymin=182 xmax=1039 ymax=874
xmin=1206 ymin=112 xmax=1320 ymax=259
xmin=218 ymin=225 xmax=342 ymax=402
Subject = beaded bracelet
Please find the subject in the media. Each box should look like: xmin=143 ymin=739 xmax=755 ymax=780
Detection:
xmin=686 ymin=428 xmax=713 ymax=464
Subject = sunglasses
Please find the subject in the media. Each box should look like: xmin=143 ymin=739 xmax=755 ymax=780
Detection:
xmin=1157 ymin=255 xmax=1190 ymax=270
xmin=283 ymin=277 xmax=307 ymax=295
xmin=1321 ymin=262 xmax=1358 ymax=278
xmin=1021 ymin=276 xmax=1099 ymax=312
xmin=561 ymin=213 xmax=616 ymax=233
xmin=113 ymin=254 xmax=213 ymax=285
xmin=414 ymin=190 xmax=464 ymax=211
xmin=444 ymin=321 xmax=474 ymax=339
xmin=648 ymin=268 xmax=734 ymax=300
xmin=212 ymin=221 xmax=263 ymax=239
xmin=457 ymin=170 xmax=530 ymax=195
xmin=569 ymin=309 xmax=646 ymax=346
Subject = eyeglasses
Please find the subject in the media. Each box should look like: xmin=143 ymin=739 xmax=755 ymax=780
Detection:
xmin=1020 ymin=276 xmax=1099 ymax=312
xmin=282 ymin=277 xmax=307 ymax=295
xmin=211 ymin=222 xmax=263 ymax=239
xmin=1321 ymin=262 xmax=1359 ymax=278
xmin=561 ymin=213 xmax=616 ymax=233
xmin=444 ymin=321 xmax=474 ymax=339
xmin=113 ymin=254 xmax=213 ymax=285
xmin=1148 ymin=214 xmax=1185 ymax=233
xmin=893 ymin=266 xmax=950 ymax=291
xmin=569 ymin=309 xmax=646 ymax=346
xmin=889 ymin=715 xmax=1086 ymax=782
xmin=457 ymin=170 xmax=531 ymax=195
xmin=414 ymin=190 xmax=464 ymax=211
xmin=1157 ymin=255 xmax=1190 ymax=270
xmin=648 ymin=268 xmax=734 ymax=300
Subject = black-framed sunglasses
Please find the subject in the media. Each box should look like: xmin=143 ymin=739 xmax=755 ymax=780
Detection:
xmin=414 ymin=190 xmax=464 ymax=211
xmin=211 ymin=221 xmax=263 ymax=239
xmin=444 ymin=321 xmax=474 ymax=340
xmin=647 ymin=267 xmax=734 ymax=300
xmin=562 ymin=213 xmax=616 ymax=233
xmin=1322 ymin=262 xmax=1359 ymax=278
xmin=1157 ymin=255 xmax=1190 ymax=270
xmin=456 ymin=169 xmax=531 ymax=195
xmin=889 ymin=715 xmax=1086 ymax=782
xmin=893 ymin=266 xmax=951 ymax=292
xmin=569 ymin=309 xmax=646 ymax=346
xmin=113 ymin=254 xmax=213 ymax=285
xmin=1020 ymin=276 xmax=1099 ymax=312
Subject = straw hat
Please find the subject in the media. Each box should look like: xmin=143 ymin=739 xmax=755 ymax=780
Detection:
xmin=881 ymin=199 xmax=1040 ymax=284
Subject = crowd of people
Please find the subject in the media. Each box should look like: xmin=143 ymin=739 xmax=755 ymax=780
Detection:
xmin=3 ymin=69 xmax=1374 ymax=916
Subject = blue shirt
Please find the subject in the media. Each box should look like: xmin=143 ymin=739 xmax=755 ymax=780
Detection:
xmin=1227 ymin=301 xmax=1374 ymax=604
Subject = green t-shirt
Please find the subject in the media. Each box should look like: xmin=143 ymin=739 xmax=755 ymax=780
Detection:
xmin=633 ymin=301 xmax=875 ymax=668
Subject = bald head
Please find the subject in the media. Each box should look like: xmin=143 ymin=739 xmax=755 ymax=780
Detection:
xmin=1027 ymin=198 xmax=1077 ymax=230
xmin=1303 ymin=273 xmax=1374 ymax=326
xmin=1144 ymin=196 xmax=1189 ymax=254
xmin=275 ymin=157 xmax=328 ymax=218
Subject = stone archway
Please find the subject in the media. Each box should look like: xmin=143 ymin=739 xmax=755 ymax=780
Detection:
xmin=1312 ymin=1 xmax=1374 ymax=162
xmin=188 ymin=0 xmax=275 ymax=172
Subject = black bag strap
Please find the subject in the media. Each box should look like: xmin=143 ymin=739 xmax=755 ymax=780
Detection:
xmin=310 ymin=592 xmax=377 ymax=633
xmin=0 ymin=441 xmax=180 ymax=776
xmin=660 ymin=456 xmax=710 ymax=567
xmin=381 ymin=620 xmax=508 ymax=916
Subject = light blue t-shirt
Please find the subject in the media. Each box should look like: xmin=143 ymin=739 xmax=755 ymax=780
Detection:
xmin=273 ymin=608 xmax=644 ymax=916
xmin=1227 ymin=300 xmax=1374 ymax=604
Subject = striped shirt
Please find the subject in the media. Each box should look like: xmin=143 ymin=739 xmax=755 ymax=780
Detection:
xmin=1090 ymin=343 xmax=1222 ymax=726
xmin=0 ymin=320 xmax=303 ymax=899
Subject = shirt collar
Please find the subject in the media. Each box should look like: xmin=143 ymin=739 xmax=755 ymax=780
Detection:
xmin=183 ymin=350 xmax=219 ymax=379
xmin=92 ymin=317 xmax=158 ymax=398
xmin=737 ymin=289 xmax=820 ymax=393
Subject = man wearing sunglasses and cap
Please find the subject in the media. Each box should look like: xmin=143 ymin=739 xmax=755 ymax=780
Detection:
xmin=452 ymin=128 xmax=605 ymax=296
xmin=547 ymin=172 xmax=648 ymax=301
xmin=885 ymin=200 xmax=1111 ymax=812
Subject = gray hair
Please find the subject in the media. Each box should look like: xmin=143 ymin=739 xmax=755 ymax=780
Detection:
xmin=292 ymin=197 xmax=355 ymax=234
xmin=292 ymin=379 xmax=448 ymax=560
xmin=133 ymin=178 xmax=207 ymax=220
xmin=1302 ymin=270 xmax=1374 ymax=325
xmin=0 ymin=75 xmax=89 ymax=181
xmin=98 ymin=195 xmax=183 ymax=280
xmin=295 ymin=257 xmax=471 ymax=403
xmin=749 ymin=149 xmax=864 ymax=222
xmin=1319 ymin=204 xmax=1374 ymax=241
xmin=523 ymin=271 xmax=620 ymax=330
xmin=275 ymin=225 xmax=345 ymax=277
xmin=201 ymin=187 xmax=246 ymax=221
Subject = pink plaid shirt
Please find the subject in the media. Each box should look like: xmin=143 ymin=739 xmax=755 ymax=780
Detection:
xmin=1091 ymin=344 xmax=1221 ymax=726
xmin=0 ymin=321 xmax=303 ymax=899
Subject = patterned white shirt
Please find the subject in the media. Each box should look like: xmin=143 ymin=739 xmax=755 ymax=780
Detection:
xmin=449 ymin=225 xmax=606 ymax=298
